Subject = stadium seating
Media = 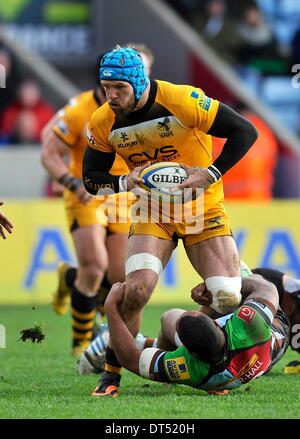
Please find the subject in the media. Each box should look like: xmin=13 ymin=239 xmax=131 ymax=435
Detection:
xmin=272 ymin=20 xmax=299 ymax=47
xmin=278 ymin=0 xmax=300 ymax=18
xmin=259 ymin=76 xmax=300 ymax=133
xmin=257 ymin=0 xmax=300 ymax=18
xmin=272 ymin=106 xmax=299 ymax=133
xmin=257 ymin=0 xmax=300 ymax=46
xmin=261 ymin=76 xmax=299 ymax=104
xmin=234 ymin=66 xmax=262 ymax=95
xmin=256 ymin=0 xmax=276 ymax=17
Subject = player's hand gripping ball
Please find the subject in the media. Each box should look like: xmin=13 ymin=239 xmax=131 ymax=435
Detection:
xmin=139 ymin=162 xmax=188 ymax=202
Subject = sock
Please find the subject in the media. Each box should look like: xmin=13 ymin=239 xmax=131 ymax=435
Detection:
xmin=65 ymin=267 xmax=77 ymax=287
xmin=71 ymin=285 xmax=97 ymax=347
xmin=97 ymin=272 xmax=112 ymax=309
xmin=285 ymin=277 xmax=300 ymax=296
xmin=135 ymin=334 xmax=157 ymax=349
xmin=144 ymin=337 xmax=157 ymax=348
xmin=104 ymin=346 xmax=122 ymax=374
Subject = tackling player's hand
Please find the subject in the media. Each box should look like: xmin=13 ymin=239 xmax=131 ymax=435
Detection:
xmin=104 ymin=282 xmax=126 ymax=312
xmin=170 ymin=164 xmax=215 ymax=192
xmin=191 ymin=282 xmax=213 ymax=306
xmin=0 ymin=202 xmax=13 ymax=239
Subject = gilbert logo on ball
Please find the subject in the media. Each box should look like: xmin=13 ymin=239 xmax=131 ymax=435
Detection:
xmin=139 ymin=162 xmax=188 ymax=202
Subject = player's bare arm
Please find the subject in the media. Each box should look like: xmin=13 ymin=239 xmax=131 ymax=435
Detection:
xmin=41 ymin=126 xmax=91 ymax=204
xmin=104 ymin=283 xmax=141 ymax=375
xmin=172 ymin=103 xmax=258 ymax=192
xmin=0 ymin=202 xmax=13 ymax=239
xmin=241 ymin=275 xmax=279 ymax=316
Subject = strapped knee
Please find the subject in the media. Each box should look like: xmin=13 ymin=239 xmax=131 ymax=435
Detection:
xmin=125 ymin=253 xmax=163 ymax=277
xmin=205 ymin=276 xmax=242 ymax=314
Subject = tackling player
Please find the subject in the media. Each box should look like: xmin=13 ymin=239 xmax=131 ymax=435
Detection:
xmin=82 ymin=46 xmax=258 ymax=395
xmin=80 ymin=263 xmax=299 ymax=377
xmin=96 ymin=275 xmax=289 ymax=395
xmin=41 ymin=45 xmax=154 ymax=356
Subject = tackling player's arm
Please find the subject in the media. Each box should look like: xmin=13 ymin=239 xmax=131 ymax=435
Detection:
xmin=241 ymin=275 xmax=279 ymax=317
xmin=103 ymin=282 xmax=141 ymax=375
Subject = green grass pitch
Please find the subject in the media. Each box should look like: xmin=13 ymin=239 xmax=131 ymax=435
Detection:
xmin=0 ymin=304 xmax=299 ymax=419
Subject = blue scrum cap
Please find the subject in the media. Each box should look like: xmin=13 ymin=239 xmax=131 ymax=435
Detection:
xmin=99 ymin=47 xmax=149 ymax=101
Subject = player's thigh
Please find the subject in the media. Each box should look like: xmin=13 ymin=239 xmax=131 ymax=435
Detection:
xmin=185 ymin=234 xmax=240 ymax=279
xmin=106 ymin=232 xmax=128 ymax=282
xmin=72 ymin=224 xmax=108 ymax=269
xmin=161 ymin=309 xmax=186 ymax=340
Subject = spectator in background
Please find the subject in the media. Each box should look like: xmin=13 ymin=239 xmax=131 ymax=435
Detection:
xmin=190 ymin=0 xmax=240 ymax=64
xmin=0 ymin=79 xmax=55 ymax=145
xmin=212 ymin=104 xmax=278 ymax=200
xmin=235 ymin=4 xmax=287 ymax=74
xmin=0 ymin=46 xmax=22 ymax=123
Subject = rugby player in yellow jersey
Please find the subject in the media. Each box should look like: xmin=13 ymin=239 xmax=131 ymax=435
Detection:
xmin=41 ymin=46 xmax=154 ymax=356
xmin=82 ymin=46 xmax=258 ymax=395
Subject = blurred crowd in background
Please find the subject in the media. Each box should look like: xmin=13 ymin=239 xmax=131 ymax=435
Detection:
xmin=0 ymin=0 xmax=299 ymax=200
xmin=167 ymin=0 xmax=300 ymax=71
xmin=0 ymin=48 xmax=55 ymax=146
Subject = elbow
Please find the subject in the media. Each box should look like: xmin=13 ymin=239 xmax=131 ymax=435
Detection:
xmin=244 ymin=119 xmax=259 ymax=144
xmin=250 ymin=122 xmax=259 ymax=144
xmin=82 ymin=173 xmax=98 ymax=195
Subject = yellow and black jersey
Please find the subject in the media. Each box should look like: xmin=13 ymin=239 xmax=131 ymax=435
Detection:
xmin=52 ymin=89 xmax=129 ymax=179
xmin=87 ymin=80 xmax=224 ymax=209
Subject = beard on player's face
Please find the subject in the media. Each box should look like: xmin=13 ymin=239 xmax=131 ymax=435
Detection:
xmin=110 ymin=94 xmax=136 ymax=116
xmin=103 ymin=81 xmax=136 ymax=116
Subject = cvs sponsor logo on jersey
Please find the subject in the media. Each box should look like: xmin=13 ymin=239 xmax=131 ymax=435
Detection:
xmin=128 ymin=145 xmax=178 ymax=164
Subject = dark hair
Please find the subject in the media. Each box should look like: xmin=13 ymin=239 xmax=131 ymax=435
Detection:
xmin=95 ymin=53 xmax=106 ymax=87
xmin=177 ymin=313 xmax=224 ymax=363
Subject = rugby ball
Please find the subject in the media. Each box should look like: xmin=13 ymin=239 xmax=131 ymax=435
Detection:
xmin=139 ymin=162 xmax=188 ymax=201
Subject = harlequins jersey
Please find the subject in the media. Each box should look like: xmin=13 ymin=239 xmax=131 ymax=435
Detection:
xmin=140 ymin=302 xmax=274 ymax=391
